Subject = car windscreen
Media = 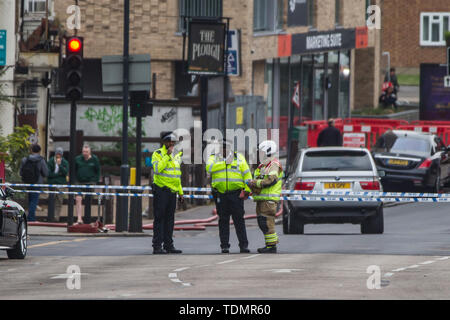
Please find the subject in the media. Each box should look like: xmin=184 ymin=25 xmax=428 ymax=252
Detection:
xmin=376 ymin=136 xmax=431 ymax=157
xmin=302 ymin=150 xmax=373 ymax=172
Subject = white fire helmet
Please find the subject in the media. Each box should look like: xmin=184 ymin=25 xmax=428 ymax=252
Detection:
xmin=258 ymin=140 xmax=277 ymax=157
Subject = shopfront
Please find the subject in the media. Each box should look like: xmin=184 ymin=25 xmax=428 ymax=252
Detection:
xmin=265 ymin=28 xmax=356 ymax=154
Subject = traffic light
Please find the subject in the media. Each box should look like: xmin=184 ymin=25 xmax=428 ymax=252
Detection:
xmin=130 ymin=91 xmax=153 ymax=117
xmin=64 ymin=36 xmax=83 ymax=101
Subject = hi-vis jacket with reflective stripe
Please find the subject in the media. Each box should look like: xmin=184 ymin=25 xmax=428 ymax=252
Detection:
xmin=206 ymin=152 xmax=252 ymax=194
xmin=252 ymin=158 xmax=283 ymax=202
xmin=152 ymin=145 xmax=183 ymax=195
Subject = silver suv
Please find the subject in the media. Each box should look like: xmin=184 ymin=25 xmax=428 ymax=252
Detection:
xmin=283 ymin=147 xmax=384 ymax=234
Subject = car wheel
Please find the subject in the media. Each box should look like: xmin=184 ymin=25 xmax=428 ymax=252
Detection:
xmin=288 ymin=210 xmax=304 ymax=235
xmin=361 ymin=207 xmax=384 ymax=234
xmin=7 ymin=217 xmax=27 ymax=259
xmin=431 ymin=174 xmax=441 ymax=194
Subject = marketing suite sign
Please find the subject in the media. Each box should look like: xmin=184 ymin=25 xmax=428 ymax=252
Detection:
xmin=188 ymin=21 xmax=226 ymax=75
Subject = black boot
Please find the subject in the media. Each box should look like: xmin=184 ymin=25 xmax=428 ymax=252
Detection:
xmin=257 ymin=245 xmax=277 ymax=253
xmin=240 ymin=247 xmax=251 ymax=253
xmin=165 ymin=246 xmax=182 ymax=254
xmin=153 ymin=247 xmax=167 ymax=254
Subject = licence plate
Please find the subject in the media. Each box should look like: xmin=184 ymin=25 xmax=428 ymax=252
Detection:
xmin=324 ymin=182 xmax=351 ymax=189
xmin=388 ymin=159 xmax=409 ymax=166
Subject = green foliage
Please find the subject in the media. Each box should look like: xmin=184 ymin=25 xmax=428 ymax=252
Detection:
xmin=0 ymin=125 xmax=36 ymax=182
xmin=445 ymin=31 xmax=450 ymax=42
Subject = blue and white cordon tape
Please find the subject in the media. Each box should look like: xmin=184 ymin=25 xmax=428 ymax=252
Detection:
xmin=1 ymin=183 xmax=449 ymax=203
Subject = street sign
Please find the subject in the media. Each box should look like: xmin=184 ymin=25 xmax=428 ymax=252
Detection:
xmin=187 ymin=20 xmax=226 ymax=75
xmin=101 ymin=54 xmax=151 ymax=92
xmin=226 ymin=30 xmax=240 ymax=76
xmin=343 ymin=133 xmax=366 ymax=148
xmin=0 ymin=30 xmax=6 ymax=66
xmin=444 ymin=75 xmax=450 ymax=88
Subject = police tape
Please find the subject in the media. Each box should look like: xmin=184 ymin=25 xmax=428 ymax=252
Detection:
xmin=8 ymin=189 xmax=450 ymax=203
xmin=1 ymin=183 xmax=448 ymax=198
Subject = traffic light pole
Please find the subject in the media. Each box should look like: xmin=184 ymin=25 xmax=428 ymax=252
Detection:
xmin=118 ymin=0 xmax=130 ymax=232
xmin=67 ymin=99 xmax=77 ymax=228
xmin=129 ymin=113 xmax=143 ymax=233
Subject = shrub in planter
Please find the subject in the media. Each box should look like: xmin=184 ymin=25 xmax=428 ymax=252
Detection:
xmin=445 ymin=31 xmax=450 ymax=47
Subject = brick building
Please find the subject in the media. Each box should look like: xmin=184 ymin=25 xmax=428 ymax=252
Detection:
xmin=381 ymin=0 xmax=449 ymax=71
xmin=45 ymin=0 xmax=382 ymax=154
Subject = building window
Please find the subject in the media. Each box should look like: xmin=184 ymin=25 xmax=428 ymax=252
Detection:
xmin=335 ymin=0 xmax=342 ymax=26
xmin=365 ymin=0 xmax=372 ymax=21
xmin=308 ymin=0 xmax=315 ymax=28
xmin=25 ymin=0 xmax=47 ymax=13
xmin=253 ymin=0 xmax=284 ymax=33
xmin=17 ymin=79 xmax=39 ymax=115
xmin=420 ymin=12 xmax=450 ymax=46
xmin=178 ymin=0 xmax=223 ymax=31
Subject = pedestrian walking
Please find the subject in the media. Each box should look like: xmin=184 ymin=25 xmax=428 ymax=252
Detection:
xmin=247 ymin=140 xmax=282 ymax=253
xmin=47 ymin=147 xmax=69 ymax=222
xmin=151 ymin=131 xmax=184 ymax=254
xmin=74 ymin=144 xmax=100 ymax=224
xmin=317 ymin=119 xmax=343 ymax=147
xmin=20 ymin=144 xmax=48 ymax=222
xmin=206 ymin=140 xmax=252 ymax=254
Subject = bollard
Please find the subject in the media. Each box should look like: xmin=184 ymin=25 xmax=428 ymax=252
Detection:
xmin=103 ymin=175 xmax=114 ymax=224
xmin=47 ymin=192 xmax=56 ymax=222
xmin=129 ymin=167 xmax=143 ymax=232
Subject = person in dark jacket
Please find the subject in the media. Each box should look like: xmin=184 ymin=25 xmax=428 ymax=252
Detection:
xmin=74 ymin=144 xmax=100 ymax=224
xmin=47 ymin=147 xmax=69 ymax=222
xmin=384 ymin=68 xmax=399 ymax=94
xmin=317 ymin=119 xmax=343 ymax=147
xmin=20 ymin=144 xmax=49 ymax=221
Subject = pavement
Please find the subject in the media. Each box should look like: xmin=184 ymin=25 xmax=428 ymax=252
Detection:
xmin=397 ymin=85 xmax=419 ymax=107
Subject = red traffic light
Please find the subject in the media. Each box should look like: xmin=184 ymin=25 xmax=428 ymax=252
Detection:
xmin=67 ymin=38 xmax=82 ymax=53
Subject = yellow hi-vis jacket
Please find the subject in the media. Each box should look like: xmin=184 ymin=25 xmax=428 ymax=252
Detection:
xmin=152 ymin=145 xmax=183 ymax=195
xmin=206 ymin=152 xmax=252 ymax=194
xmin=252 ymin=158 xmax=283 ymax=202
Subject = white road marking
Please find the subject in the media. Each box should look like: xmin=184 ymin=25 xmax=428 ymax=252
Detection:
xmin=170 ymin=278 xmax=182 ymax=283
xmin=216 ymin=259 xmax=236 ymax=265
xmin=406 ymin=265 xmax=420 ymax=269
xmin=174 ymin=267 xmax=190 ymax=272
xmin=168 ymin=273 xmax=178 ymax=278
xmin=419 ymin=261 xmax=435 ymax=265
xmin=266 ymin=269 xmax=302 ymax=273
xmin=436 ymin=256 xmax=449 ymax=261
xmin=241 ymin=254 xmax=261 ymax=260
xmin=384 ymin=273 xmax=394 ymax=277
xmin=391 ymin=268 xmax=406 ymax=272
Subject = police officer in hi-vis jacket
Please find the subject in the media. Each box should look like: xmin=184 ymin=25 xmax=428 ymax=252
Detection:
xmin=206 ymin=140 xmax=253 ymax=254
xmin=151 ymin=131 xmax=184 ymax=254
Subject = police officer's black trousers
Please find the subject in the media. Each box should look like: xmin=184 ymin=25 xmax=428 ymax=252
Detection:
xmin=215 ymin=190 xmax=249 ymax=249
xmin=152 ymin=185 xmax=177 ymax=250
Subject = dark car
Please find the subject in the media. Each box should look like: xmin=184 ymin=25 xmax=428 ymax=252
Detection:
xmin=283 ymin=147 xmax=384 ymax=235
xmin=0 ymin=187 xmax=28 ymax=259
xmin=372 ymin=130 xmax=450 ymax=193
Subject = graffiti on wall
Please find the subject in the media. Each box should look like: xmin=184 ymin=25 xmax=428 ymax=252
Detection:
xmin=80 ymin=105 xmax=136 ymax=134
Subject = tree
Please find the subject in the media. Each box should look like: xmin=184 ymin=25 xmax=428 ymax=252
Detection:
xmin=0 ymin=125 xmax=36 ymax=182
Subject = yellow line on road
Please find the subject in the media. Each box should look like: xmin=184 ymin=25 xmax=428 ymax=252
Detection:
xmin=28 ymin=238 xmax=90 ymax=249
